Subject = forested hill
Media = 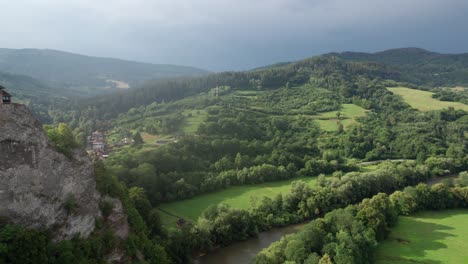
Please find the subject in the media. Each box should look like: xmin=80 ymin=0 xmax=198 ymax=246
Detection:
xmin=330 ymin=48 xmax=440 ymax=65
xmin=0 ymin=71 xmax=69 ymax=102
xmin=0 ymin=48 xmax=209 ymax=94
xmin=41 ymin=49 xmax=468 ymax=135
xmin=330 ymin=48 xmax=468 ymax=86
xmin=57 ymin=56 xmax=401 ymax=121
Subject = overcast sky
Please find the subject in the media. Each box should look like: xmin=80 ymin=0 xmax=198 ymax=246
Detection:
xmin=1 ymin=0 xmax=468 ymax=71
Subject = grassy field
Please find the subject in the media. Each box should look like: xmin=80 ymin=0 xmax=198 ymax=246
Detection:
xmin=314 ymin=104 xmax=368 ymax=131
xmin=158 ymin=177 xmax=317 ymax=226
xmin=360 ymin=164 xmax=380 ymax=172
xmin=181 ymin=109 xmax=207 ymax=134
xmin=375 ymin=209 xmax=468 ymax=264
xmin=140 ymin=132 xmax=159 ymax=143
xmin=233 ymin=90 xmax=265 ymax=99
xmin=449 ymin=86 xmax=466 ymax=92
xmin=388 ymin=87 xmax=468 ymax=111
xmin=130 ymin=131 xmax=176 ymax=151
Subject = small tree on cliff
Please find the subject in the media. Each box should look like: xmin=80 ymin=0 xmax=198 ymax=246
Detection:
xmin=44 ymin=123 xmax=78 ymax=158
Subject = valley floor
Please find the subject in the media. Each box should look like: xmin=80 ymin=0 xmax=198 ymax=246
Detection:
xmin=375 ymin=209 xmax=468 ymax=264
xmin=158 ymin=176 xmax=317 ymax=226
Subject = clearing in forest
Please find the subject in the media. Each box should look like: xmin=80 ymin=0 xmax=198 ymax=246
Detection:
xmin=140 ymin=132 xmax=159 ymax=143
xmin=181 ymin=109 xmax=208 ymax=134
xmin=388 ymin=87 xmax=468 ymax=111
xmin=450 ymin=86 xmax=466 ymax=92
xmin=375 ymin=209 xmax=468 ymax=264
xmin=158 ymin=177 xmax=317 ymax=226
xmin=314 ymin=104 xmax=368 ymax=131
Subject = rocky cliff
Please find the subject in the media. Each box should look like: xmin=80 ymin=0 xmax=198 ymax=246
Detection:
xmin=0 ymin=103 xmax=100 ymax=240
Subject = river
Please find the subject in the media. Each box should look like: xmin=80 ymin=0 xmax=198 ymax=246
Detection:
xmin=194 ymin=224 xmax=304 ymax=264
xmin=426 ymin=174 xmax=458 ymax=186
xmin=193 ymin=173 xmax=460 ymax=264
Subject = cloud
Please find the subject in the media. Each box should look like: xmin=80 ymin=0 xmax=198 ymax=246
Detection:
xmin=0 ymin=0 xmax=467 ymax=70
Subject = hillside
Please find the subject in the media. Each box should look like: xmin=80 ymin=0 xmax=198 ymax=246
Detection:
xmin=331 ymin=48 xmax=468 ymax=86
xmin=0 ymin=70 xmax=70 ymax=100
xmin=0 ymin=48 xmax=209 ymax=94
xmin=0 ymin=71 xmax=77 ymax=123
xmin=35 ymin=48 xmax=468 ymax=123
xmin=332 ymin=47 xmax=440 ymax=65
xmin=98 ymin=52 xmax=466 ymax=208
xmin=55 ymin=55 xmax=401 ymax=122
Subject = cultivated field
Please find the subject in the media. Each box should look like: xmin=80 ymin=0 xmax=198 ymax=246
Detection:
xmin=375 ymin=209 xmax=468 ymax=264
xmin=158 ymin=177 xmax=317 ymax=226
xmin=388 ymin=87 xmax=468 ymax=111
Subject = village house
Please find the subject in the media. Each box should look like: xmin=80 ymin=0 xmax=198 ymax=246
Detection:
xmin=90 ymin=131 xmax=107 ymax=160
xmin=92 ymin=131 xmax=106 ymax=151
xmin=0 ymin=85 xmax=12 ymax=105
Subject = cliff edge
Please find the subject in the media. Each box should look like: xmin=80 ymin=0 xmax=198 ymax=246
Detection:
xmin=0 ymin=103 xmax=100 ymax=239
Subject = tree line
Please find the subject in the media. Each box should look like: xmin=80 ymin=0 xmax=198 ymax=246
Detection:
xmin=158 ymin=160 xmax=466 ymax=263
xmin=254 ymin=171 xmax=468 ymax=264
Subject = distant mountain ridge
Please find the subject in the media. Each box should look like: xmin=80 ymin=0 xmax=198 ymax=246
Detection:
xmin=251 ymin=47 xmax=468 ymax=74
xmin=0 ymin=70 xmax=63 ymax=99
xmin=329 ymin=47 xmax=465 ymax=65
xmin=0 ymin=48 xmax=209 ymax=93
xmin=66 ymin=47 xmax=468 ymax=122
xmin=328 ymin=47 xmax=468 ymax=86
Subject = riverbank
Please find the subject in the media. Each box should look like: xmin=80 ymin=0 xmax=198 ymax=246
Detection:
xmin=194 ymin=224 xmax=304 ymax=264
xmin=193 ymin=173 xmax=461 ymax=264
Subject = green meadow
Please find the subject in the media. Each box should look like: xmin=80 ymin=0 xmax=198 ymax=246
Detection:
xmin=388 ymin=87 xmax=468 ymax=111
xmin=314 ymin=103 xmax=368 ymax=131
xmin=158 ymin=176 xmax=317 ymax=226
xmin=181 ymin=109 xmax=207 ymax=134
xmin=375 ymin=209 xmax=468 ymax=264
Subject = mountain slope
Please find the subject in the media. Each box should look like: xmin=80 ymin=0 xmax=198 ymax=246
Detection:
xmin=56 ymin=55 xmax=401 ymax=122
xmin=0 ymin=70 xmax=69 ymax=101
xmin=331 ymin=47 xmax=440 ymax=65
xmin=330 ymin=48 xmax=468 ymax=86
xmin=0 ymin=48 xmax=209 ymax=93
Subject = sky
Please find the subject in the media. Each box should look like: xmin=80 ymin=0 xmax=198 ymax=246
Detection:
xmin=1 ymin=0 xmax=468 ymax=71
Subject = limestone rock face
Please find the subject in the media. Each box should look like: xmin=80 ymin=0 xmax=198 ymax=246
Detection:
xmin=0 ymin=104 xmax=100 ymax=240
xmin=102 ymin=196 xmax=129 ymax=240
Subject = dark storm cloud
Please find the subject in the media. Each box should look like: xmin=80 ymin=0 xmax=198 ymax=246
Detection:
xmin=1 ymin=0 xmax=468 ymax=70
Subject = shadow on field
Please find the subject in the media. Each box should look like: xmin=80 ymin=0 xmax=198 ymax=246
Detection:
xmin=414 ymin=209 xmax=464 ymax=220
xmin=379 ymin=217 xmax=456 ymax=264
xmin=159 ymin=178 xmax=317 ymax=225
xmin=158 ymin=184 xmax=266 ymax=224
